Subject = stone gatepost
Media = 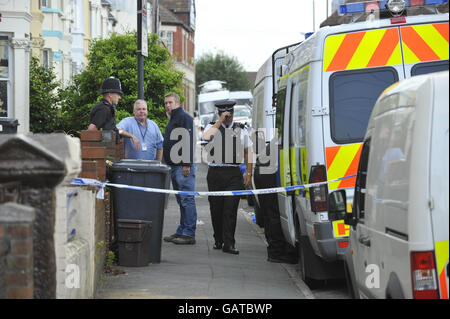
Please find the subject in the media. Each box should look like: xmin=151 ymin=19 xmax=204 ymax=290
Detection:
xmin=0 ymin=134 xmax=79 ymax=298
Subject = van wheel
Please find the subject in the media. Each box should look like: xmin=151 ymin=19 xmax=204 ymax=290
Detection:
xmin=297 ymin=240 xmax=322 ymax=289
xmin=344 ymin=262 xmax=357 ymax=299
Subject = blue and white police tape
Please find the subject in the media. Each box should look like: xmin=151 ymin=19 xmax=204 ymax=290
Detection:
xmin=71 ymin=174 xmax=356 ymax=199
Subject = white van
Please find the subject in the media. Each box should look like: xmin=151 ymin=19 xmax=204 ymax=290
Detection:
xmin=198 ymin=81 xmax=230 ymax=128
xmin=336 ymin=71 xmax=449 ymax=299
xmin=252 ymin=43 xmax=301 ymax=144
xmin=272 ymin=3 xmax=448 ymax=286
xmin=229 ymin=91 xmax=253 ymax=108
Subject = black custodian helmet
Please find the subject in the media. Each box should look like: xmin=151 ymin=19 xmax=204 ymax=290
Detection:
xmin=100 ymin=77 xmax=123 ymax=95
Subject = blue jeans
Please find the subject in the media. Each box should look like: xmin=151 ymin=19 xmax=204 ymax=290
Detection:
xmin=170 ymin=164 xmax=197 ymax=237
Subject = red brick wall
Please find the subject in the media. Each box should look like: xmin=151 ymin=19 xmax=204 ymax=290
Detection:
xmin=0 ymin=221 xmax=34 ymax=298
xmin=79 ymin=130 xmax=124 ymax=182
xmin=172 ymin=25 xmax=195 ymax=65
xmin=173 ymin=26 xmax=182 ymax=62
xmin=78 ymin=130 xmax=124 ymax=292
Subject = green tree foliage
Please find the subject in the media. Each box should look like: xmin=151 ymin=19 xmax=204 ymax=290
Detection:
xmin=29 ymin=57 xmax=61 ymax=133
xmin=58 ymin=32 xmax=183 ymax=136
xmin=195 ymin=52 xmax=251 ymax=95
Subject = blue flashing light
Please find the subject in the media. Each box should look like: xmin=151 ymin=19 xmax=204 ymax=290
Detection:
xmin=305 ymin=32 xmax=314 ymax=39
xmin=424 ymin=0 xmax=448 ymax=4
xmin=340 ymin=0 xmax=448 ymax=16
xmin=340 ymin=2 xmax=365 ymax=15
xmin=379 ymin=0 xmax=389 ymax=9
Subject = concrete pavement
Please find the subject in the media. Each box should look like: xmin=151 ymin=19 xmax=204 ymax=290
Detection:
xmin=95 ymin=163 xmax=310 ymax=299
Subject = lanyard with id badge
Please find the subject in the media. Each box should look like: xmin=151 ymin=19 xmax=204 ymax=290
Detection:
xmin=136 ymin=118 xmax=148 ymax=151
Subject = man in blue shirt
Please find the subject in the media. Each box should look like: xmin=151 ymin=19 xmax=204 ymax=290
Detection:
xmin=162 ymin=92 xmax=197 ymax=245
xmin=117 ymin=99 xmax=163 ymax=161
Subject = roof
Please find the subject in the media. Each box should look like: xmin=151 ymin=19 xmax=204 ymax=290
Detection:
xmin=160 ymin=1 xmax=195 ymax=32
xmin=160 ymin=0 xmax=192 ymax=13
xmin=159 ymin=5 xmax=184 ymax=25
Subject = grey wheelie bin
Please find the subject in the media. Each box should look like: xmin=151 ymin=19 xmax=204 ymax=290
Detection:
xmin=109 ymin=160 xmax=171 ymax=263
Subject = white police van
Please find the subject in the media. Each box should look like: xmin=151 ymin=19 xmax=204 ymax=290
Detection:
xmin=272 ymin=0 xmax=448 ymax=286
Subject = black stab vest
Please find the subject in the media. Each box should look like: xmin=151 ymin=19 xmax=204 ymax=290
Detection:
xmin=209 ymin=122 xmax=245 ymax=165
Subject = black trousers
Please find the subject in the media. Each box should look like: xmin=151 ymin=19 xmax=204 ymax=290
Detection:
xmin=207 ymin=166 xmax=243 ymax=247
xmin=254 ymin=164 xmax=297 ymax=259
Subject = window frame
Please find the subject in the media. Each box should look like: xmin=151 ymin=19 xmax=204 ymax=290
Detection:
xmin=160 ymin=30 xmax=173 ymax=56
xmin=353 ymin=138 xmax=371 ymax=222
xmin=0 ymin=34 xmax=11 ymax=118
xmin=411 ymin=60 xmax=449 ymax=77
xmin=275 ymin=88 xmax=287 ymax=147
xmin=43 ymin=49 xmax=51 ymax=70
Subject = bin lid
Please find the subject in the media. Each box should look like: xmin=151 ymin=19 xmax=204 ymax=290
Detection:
xmin=0 ymin=118 xmax=19 ymax=125
xmin=110 ymin=159 xmax=171 ymax=173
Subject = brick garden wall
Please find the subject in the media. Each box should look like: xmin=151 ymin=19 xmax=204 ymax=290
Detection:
xmin=78 ymin=130 xmax=124 ymax=293
xmin=0 ymin=203 xmax=35 ymax=299
xmin=0 ymin=131 xmax=124 ymax=298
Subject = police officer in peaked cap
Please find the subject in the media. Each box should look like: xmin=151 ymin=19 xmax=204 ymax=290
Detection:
xmin=88 ymin=77 xmax=140 ymax=150
xmin=202 ymin=99 xmax=254 ymax=255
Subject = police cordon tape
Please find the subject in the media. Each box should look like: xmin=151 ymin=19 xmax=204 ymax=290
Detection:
xmin=71 ymin=174 xmax=357 ymax=199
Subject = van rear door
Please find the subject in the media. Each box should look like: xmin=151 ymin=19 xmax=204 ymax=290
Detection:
xmin=276 ymin=81 xmax=296 ymax=246
xmin=429 ymin=72 xmax=449 ymax=299
xmin=322 ymin=27 xmax=404 ymax=215
xmin=401 ymin=21 xmax=449 ymax=77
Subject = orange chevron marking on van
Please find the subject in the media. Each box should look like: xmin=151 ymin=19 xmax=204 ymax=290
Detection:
xmin=400 ymin=22 xmax=449 ymax=64
xmin=326 ymin=144 xmax=363 ymax=190
xmin=324 ymin=28 xmax=402 ymax=72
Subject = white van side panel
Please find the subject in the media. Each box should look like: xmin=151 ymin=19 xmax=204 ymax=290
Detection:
xmin=359 ymin=75 xmax=437 ymax=298
xmin=364 ymin=105 xmax=415 ymax=298
xmin=429 ymin=73 xmax=449 ymax=243
xmin=408 ymin=78 xmax=435 ymax=251
xmin=429 ymin=72 xmax=449 ymax=299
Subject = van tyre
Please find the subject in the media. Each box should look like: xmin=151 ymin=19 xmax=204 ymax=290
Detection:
xmin=344 ymin=262 xmax=357 ymax=299
xmin=297 ymin=238 xmax=322 ymax=289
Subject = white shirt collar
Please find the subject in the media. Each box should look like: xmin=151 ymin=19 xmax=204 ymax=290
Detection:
xmin=221 ymin=121 xmax=234 ymax=129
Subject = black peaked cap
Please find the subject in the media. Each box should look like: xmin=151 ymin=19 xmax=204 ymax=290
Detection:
xmin=214 ymin=99 xmax=236 ymax=112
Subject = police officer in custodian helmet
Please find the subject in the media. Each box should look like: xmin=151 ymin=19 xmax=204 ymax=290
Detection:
xmin=202 ymin=100 xmax=253 ymax=255
xmin=88 ymin=77 xmax=123 ymax=131
xmin=88 ymin=77 xmax=140 ymax=149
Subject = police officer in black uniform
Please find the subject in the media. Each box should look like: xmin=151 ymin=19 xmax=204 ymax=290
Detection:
xmin=88 ymin=77 xmax=139 ymax=149
xmin=88 ymin=77 xmax=123 ymax=131
xmin=254 ymin=148 xmax=298 ymax=264
xmin=202 ymin=100 xmax=253 ymax=255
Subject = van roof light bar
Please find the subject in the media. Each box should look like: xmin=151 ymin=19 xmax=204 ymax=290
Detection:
xmin=339 ymin=0 xmax=448 ymax=16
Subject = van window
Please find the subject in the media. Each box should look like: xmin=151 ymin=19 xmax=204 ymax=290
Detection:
xmin=411 ymin=60 xmax=449 ymax=76
xmin=199 ymin=101 xmax=217 ymax=115
xmin=275 ymin=88 xmax=286 ymax=145
xmin=253 ymin=84 xmax=265 ymax=130
xmin=329 ymin=68 xmax=398 ymax=144
xmin=354 ymin=139 xmax=371 ymax=221
xmin=233 ymin=98 xmax=253 ymax=107
xmin=293 ymin=68 xmax=309 ymax=147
